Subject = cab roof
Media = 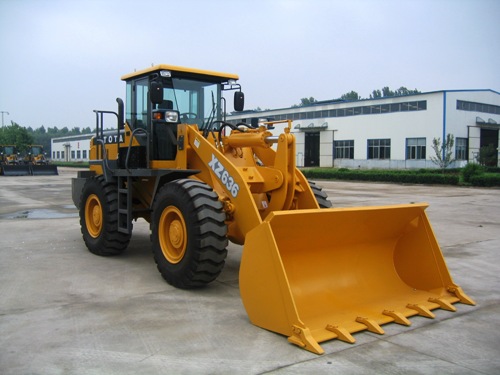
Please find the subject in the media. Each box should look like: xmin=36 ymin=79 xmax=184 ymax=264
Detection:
xmin=121 ymin=64 xmax=239 ymax=82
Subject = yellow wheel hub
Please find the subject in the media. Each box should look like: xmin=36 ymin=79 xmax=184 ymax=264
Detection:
xmin=159 ymin=206 xmax=187 ymax=264
xmin=85 ymin=194 xmax=103 ymax=238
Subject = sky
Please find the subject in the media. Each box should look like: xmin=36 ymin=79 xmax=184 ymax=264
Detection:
xmin=0 ymin=0 xmax=499 ymax=130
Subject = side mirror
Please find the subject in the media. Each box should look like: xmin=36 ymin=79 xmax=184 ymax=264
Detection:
xmin=234 ymin=91 xmax=244 ymax=112
xmin=150 ymin=81 xmax=164 ymax=104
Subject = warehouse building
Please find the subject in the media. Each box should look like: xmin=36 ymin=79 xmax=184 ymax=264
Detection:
xmin=227 ymin=89 xmax=500 ymax=169
xmin=51 ymin=134 xmax=93 ymax=162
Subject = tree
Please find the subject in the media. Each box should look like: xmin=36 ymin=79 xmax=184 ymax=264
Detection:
xmin=340 ymin=91 xmax=360 ymax=101
xmin=395 ymin=86 xmax=421 ymax=96
xmin=378 ymin=86 xmax=421 ymax=98
xmin=370 ymin=89 xmax=382 ymax=99
xmin=0 ymin=122 xmax=34 ymax=151
xmin=430 ymin=134 xmax=455 ymax=170
xmin=382 ymin=86 xmax=394 ymax=97
xmin=292 ymin=97 xmax=317 ymax=107
xmin=477 ymin=144 xmax=497 ymax=166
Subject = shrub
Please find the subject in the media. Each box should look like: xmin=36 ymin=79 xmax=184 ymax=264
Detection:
xmin=461 ymin=163 xmax=484 ymax=183
xmin=469 ymin=174 xmax=500 ymax=187
xmin=301 ymin=168 xmax=459 ymax=185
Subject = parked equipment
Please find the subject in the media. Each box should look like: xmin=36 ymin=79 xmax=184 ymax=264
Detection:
xmin=72 ymin=64 xmax=474 ymax=354
xmin=23 ymin=145 xmax=58 ymax=175
xmin=0 ymin=145 xmax=30 ymax=176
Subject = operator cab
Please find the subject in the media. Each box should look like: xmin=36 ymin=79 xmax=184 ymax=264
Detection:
xmin=121 ymin=64 xmax=244 ymax=161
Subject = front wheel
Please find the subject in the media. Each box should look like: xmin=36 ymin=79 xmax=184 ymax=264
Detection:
xmin=309 ymin=181 xmax=332 ymax=208
xmin=79 ymin=175 xmax=131 ymax=256
xmin=151 ymin=179 xmax=228 ymax=289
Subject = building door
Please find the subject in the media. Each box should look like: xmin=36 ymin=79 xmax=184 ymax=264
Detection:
xmin=304 ymin=132 xmax=320 ymax=167
xmin=64 ymin=144 xmax=71 ymax=162
xmin=480 ymin=128 xmax=499 ymax=166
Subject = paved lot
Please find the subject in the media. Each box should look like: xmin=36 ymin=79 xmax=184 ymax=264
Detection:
xmin=1 ymin=168 xmax=499 ymax=374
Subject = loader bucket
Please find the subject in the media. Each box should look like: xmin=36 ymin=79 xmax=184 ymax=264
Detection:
xmin=239 ymin=203 xmax=475 ymax=354
xmin=30 ymin=165 xmax=59 ymax=175
xmin=1 ymin=165 xmax=32 ymax=176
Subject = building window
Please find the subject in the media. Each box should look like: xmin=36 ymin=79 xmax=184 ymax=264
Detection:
xmin=57 ymin=151 xmax=60 ymax=159
xmin=77 ymin=150 xmax=81 ymax=159
xmin=61 ymin=151 xmax=64 ymax=159
xmin=368 ymin=139 xmax=391 ymax=159
xmin=457 ymin=100 xmax=500 ymax=115
xmin=456 ymin=137 xmax=467 ymax=160
xmin=406 ymin=138 xmax=426 ymax=160
xmin=71 ymin=150 xmax=75 ymax=159
xmin=334 ymin=140 xmax=354 ymax=159
xmin=229 ymin=100 xmax=428 ymax=126
xmin=83 ymin=150 xmax=87 ymax=159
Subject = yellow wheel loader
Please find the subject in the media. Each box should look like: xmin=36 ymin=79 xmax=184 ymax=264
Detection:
xmin=0 ymin=145 xmax=31 ymax=176
xmin=72 ymin=64 xmax=474 ymax=354
xmin=23 ymin=145 xmax=58 ymax=175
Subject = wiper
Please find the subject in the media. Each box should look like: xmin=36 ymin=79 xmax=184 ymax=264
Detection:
xmin=202 ymin=91 xmax=217 ymax=137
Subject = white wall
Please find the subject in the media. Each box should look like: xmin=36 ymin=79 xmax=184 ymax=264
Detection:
xmin=229 ymin=90 xmax=500 ymax=169
xmin=51 ymin=135 xmax=92 ymax=162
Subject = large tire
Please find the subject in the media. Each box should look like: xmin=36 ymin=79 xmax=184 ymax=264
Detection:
xmin=79 ymin=175 xmax=131 ymax=256
xmin=309 ymin=181 xmax=332 ymax=208
xmin=151 ymin=179 xmax=228 ymax=289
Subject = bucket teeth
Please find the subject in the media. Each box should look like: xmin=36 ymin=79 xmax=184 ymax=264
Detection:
xmin=356 ymin=317 xmax=385 ymax=335
xmin=287 ymin=325 xmax=324 ymax=355
xmin=382 ymin=310 xmax=412 ymax=326
xmin=428 ymin=297 xmax=457 ymax=312
xmin=407 ymin=303 xmax=435 ymax=318
xmin=448 ymin=285 xmax=476 ymax=306
xmin=325 ymin=324 xmax=356 ymax=344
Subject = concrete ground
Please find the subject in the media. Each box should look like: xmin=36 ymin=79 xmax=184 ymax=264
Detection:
xmin=0 ymin=167 xmax=499 ymax=375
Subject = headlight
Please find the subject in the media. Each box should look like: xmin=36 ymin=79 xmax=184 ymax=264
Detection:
xmin=153 ymin=110 xmax=179 ymax=123
xmin=165 ymin=111 xmax=179 ymax=123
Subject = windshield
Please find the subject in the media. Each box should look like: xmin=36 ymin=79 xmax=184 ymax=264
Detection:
xmin=164 ymin=78 xmax=221 ymax=129
xmin=126 ymin=76 xmax=224 ymax=131
xmin=31 ymin=146 xmax=42 ymax=155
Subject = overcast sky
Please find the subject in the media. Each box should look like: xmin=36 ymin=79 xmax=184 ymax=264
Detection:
xmin=0 ymin=0 xmax=499 ymax=130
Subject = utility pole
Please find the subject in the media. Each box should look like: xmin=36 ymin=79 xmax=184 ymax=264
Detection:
xmin=1 ymin=111 xmax=9 ymax=127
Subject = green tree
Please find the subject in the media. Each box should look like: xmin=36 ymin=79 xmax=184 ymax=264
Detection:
xmin=370 ymin=89 xmax=382 ymax=99
xmin=292 ymin=97 xmax=317 ymax=107
xmin=395 ymin=87 xmax=421 ymax=96
xmin=379 ymin=86 xmax=421 ymax=98
xmin=340 ymin=91 xmax=360 ymax=101
xmin=0 ymin=122 xmax=34 ymax=151
xmin=430 ymin=134 xmax=455 ymax=171
xmin=476 ymin=144 xmax=497 ymax=166
xmin=382 ymin=86 xmax=394 ymax=97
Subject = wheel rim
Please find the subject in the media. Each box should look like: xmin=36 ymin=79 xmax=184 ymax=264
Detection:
xmin=159 ymin=206 xmax=187 ymax=264
xmin=85 ymin=194 xmax=103 ymax=238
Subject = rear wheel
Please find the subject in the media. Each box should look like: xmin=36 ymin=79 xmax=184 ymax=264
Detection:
xmin=151 ymin=179 xmax=228 ymax=289
xmin=79 ymin=175 xmax=131 ymax=256
xmin=309 ymin=181 xmax=332 ymax=208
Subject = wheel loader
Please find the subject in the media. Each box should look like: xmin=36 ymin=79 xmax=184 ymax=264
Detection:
xmin=0 ymin=144 xmax=30 ymax=176
xmin=23 ymin=145 xmax=59 ymax=175
xmin=72 ymin=64 xmax=474 ymax=354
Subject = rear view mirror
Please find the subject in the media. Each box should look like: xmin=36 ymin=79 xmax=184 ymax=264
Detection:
xmin=234 ymin=91 xmax=244 ymax=112
xmin=150 ymin=81 xmax=163 ymax=104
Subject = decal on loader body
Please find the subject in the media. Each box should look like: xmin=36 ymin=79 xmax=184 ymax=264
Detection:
xmin=208 ymin=154 xmax=240 ymax=198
